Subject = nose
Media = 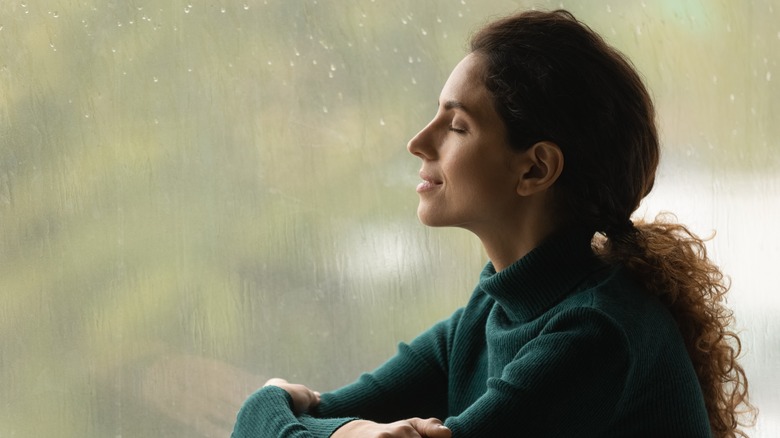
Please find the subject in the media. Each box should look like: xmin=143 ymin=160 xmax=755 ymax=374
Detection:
xmin=407 ymin=120 xmax=436 ymax=160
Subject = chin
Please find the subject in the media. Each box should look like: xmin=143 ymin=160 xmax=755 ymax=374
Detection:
xmin=416 ymin=206 xmax=449 ymax=227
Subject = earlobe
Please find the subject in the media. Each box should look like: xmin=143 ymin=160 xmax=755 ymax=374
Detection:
xmin=516 ymin=141 xmax=564 ymax=196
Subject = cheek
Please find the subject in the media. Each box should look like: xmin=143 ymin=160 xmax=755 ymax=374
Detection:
xmin=462 ymin=158 xmax=516 ymax=193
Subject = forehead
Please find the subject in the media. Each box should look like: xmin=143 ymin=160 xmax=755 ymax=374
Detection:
xmin=440 ymin=53 xmax=492 ymax=117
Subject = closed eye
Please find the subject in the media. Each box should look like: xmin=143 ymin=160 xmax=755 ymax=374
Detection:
xmin=449 ymin=125 xmax=467 ymax=134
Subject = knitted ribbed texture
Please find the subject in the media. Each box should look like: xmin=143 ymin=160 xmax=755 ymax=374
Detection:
xmin=232 ymin=230 xmax=712 ymax=437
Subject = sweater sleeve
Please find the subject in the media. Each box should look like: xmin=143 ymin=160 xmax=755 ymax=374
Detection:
xmin=232 ymin=308 xmax=463 ymax=437
xmin=312 ymin=307 xmax=464 ymax=422
xmin=445 ymin=307 xmax=630 ymax=437
xmin=231 ymin=386 xmax=356 ymax=438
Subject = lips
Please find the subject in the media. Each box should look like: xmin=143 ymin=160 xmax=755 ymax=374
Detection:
xmin=417 ymin=171 xmax=443 ymax=193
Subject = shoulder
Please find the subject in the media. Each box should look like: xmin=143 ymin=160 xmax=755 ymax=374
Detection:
xmin=557 ymin=264 xmax=696 ymax=373
xmin=573 ymin=265 xmax=680 ymax=336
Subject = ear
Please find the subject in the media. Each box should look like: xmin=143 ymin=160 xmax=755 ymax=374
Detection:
xmin=515 ymin=141 xmax=564 ymax=196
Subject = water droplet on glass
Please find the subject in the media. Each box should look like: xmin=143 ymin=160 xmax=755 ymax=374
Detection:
xmin=606 ymin=5 xmax=612 ymax=13
xmin=712 ymin=75 xmax=717 ymax=84
xmin=379 ymin=118 xmax=386 ymax=126
xmin=421 ymin=28 xmax=427 ymax=36
xmin=408 ymin=56 xmax=414 ymax=64
xmin=221 ymin=8 xmax=226 ymax=13
xmin=411 ymin=77 xmax=417 ymax=85
xmin=401 ymin=19 xmax=407 ymax=25
xmin=184 ymin=4 xmax=192 ymax=13
xmin=767 ymin=71 xmax=772 ymax=81
xmin=322 ymin=106 xmax=328 ymax=113
xmin=312 ymin=59 xmax=317 ymax=65
xmin=436 ymin=17 xmax=442 ymax=23
xmin=153 ymin=76 xmax=158 ymax=83
xmin=729 ymin=93 xmax=735 ymax=102
xmin=244 ymin=4 xmax=250 ymax=10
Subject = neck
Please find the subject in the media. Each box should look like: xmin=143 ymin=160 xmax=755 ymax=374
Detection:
xmin=476 ymin=219 xmax=559 ymax=272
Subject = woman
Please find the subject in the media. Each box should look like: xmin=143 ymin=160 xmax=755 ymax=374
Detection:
xmin=233 ymin=10 xmax=752 ymax=437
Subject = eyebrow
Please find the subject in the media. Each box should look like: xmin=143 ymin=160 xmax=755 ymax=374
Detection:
xmin=441 ymin=100 xmax=469 ymax=113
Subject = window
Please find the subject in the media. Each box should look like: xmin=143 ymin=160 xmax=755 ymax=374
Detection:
xmin=1 ymin=1 xmax=776 ymax=436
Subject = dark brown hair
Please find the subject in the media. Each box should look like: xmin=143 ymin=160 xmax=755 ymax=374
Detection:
xmin=471 ymin=10 xmax=753 ymax=437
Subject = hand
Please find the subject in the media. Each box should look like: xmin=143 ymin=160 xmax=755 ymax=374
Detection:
xmin=332 ymin=417 xmax=451 ymax=438
xmin=263 ymin=378 xmax=321 ymax=414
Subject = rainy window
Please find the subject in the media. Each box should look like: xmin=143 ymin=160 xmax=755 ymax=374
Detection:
xmin=1 ymin=1 xmax=777 ymax=436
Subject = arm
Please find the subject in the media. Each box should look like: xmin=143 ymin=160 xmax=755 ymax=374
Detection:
xmin=252 ymin=381 xmax=452 ymax=438
xmin=233 ymin=308 xmax=465 ymax=437
xmin=232 ymin=385 xmax=355 ymax=438
xmin=443 ymin=308 xmax=630 ymax=437
xmin=311 ymin=307 xmax=465 ymax=422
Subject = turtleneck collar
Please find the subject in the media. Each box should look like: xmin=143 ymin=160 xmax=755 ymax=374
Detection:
xmin=478 ymin=228 xmax=607 ymax=323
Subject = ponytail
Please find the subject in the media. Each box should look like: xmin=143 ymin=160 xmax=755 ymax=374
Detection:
xmin=595 ymin=213 xmax=754 ymax=437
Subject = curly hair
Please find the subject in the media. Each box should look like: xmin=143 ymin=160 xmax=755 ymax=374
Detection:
xmin=471 ymin=10 xmax=754 ymax=437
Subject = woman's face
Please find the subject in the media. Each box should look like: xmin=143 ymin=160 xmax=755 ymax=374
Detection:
xmin=407 ymin=53 xmax=524 ymax=234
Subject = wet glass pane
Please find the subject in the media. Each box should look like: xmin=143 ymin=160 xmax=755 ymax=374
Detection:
xmin=0 ymin=1 xmax=777 ymax=436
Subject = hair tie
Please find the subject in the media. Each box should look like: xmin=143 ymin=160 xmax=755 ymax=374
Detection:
xmin=605 ymin=218 xmax=635 ymax=238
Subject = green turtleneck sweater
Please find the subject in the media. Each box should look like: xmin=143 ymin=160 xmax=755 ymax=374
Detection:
xmin=232 ymin=231 xmax=711 ymax=437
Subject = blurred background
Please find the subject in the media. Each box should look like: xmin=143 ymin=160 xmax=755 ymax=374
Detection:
xmin=1 ymin=0 xmax=777 ymax=436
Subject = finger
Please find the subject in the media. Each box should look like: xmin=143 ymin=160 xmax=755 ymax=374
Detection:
xmin=263 ymin=377 xmax=288 ymax=387
xmin=408 ymin=417 xmax=451 ymax=438
xmin=297 ymin=386 xmax=317 ymax=413
xmin=288 ymin=383 xmax=321 ymax=414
